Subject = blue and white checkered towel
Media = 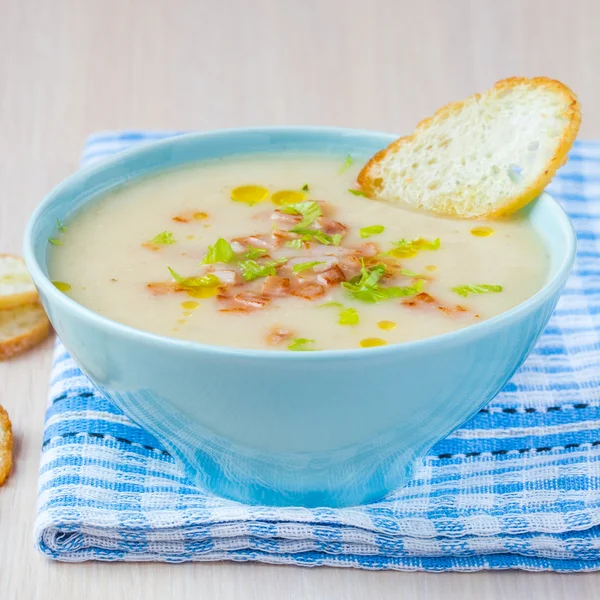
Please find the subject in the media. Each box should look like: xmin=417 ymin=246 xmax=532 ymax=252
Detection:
xmin=34 ymin=132 xmax=600 ymax=572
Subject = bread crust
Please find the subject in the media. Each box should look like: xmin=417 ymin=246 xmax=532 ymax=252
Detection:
xmin=0 ymin=253 xmax=39 ymax=309
xmin=358 ymin=77 xmax=581 ymax=219
xmin=0 ymin=405 xmax=12 ymax=487
xmin=0 ymin=304 xmax=51 ymax=361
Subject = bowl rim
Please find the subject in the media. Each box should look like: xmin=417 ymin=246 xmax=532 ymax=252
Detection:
xmin=23 ymin=126 xmax=577 ymax=361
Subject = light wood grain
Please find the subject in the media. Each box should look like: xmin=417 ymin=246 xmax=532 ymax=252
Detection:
xmin=1 ymin=0 xmax=599 ymax=597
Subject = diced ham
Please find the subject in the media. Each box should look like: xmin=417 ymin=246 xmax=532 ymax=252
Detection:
xmin=402 ymin=293 xmax=476 ymax=318
xmin=262 ymin=276 xmax=291 ymax=297
xmin=219 ymin=305 xmax=250 ymax=314
xmin=272 ymin=229 xmax=301 ymax=245
xmin=266 ymin=326 xmax=295 ymax=345
xmin=230 ymin=240 xmax=247 ymax=254
xmin=358 ymin=242 xmax=380 ymax=257
xmin=141 ymin=242 xmax=160 ymax=252
xmin=312 ymin=257 xmax=339 ymax=272
xmin=234 ymin=292 xmax=271 ymax=308
xmin=248 ymin=235 xmax=278 ymax=250
xmin=210 ymin=269 xmax=241 ymax=285
xmin=315 ymin=200 xmax=334 ymax=217
xmin=172 ymin=214 xmax=191 ymax=223
xmin=232 ymin=234 xmax=278 ymax=250
xmin=271 ymin=210 xmax=302 ymax=228
xmin=217 ymin=292 xmax=270 ymax=312
xmin=316 ymin=244 xmax=355 ymax=257
xmin=316 ymin=264 xmax=346 ymax=286
xmin=402 ymin=292 xmax=436 ymax=307
xmin=338 ymin=254 xmax=363 ymax=279
xmin=315 ymin=217 xmax=347 ymax=236
xmin=439 ymin=305 xmax=469 ymax=317
xmin=147 ymin=282 xmax=184 ymax=295
xmin=291 ymin=281 xmax=326 ymax=300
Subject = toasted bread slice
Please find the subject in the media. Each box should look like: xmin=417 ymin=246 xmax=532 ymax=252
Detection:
xmin=0 ymin=254 xmax=38 ymax=309
xmin=0 ymin=303 xmax=50 ymax=360
xmin=358 ymin=77 xmax=581 ymax=219
xmin=0 ymin=405 xmax=12 ymax=486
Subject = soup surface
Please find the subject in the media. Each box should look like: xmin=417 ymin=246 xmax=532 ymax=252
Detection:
xmin=48 ymin=153 xmax=548 ymax=350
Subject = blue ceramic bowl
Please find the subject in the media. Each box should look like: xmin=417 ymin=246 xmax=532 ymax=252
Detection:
xmin=24 ymin=128 xmax=576 ymax=507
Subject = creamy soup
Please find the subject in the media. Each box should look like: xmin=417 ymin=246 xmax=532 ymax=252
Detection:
xmin=48 ymin=154 xmax=548 ymax=351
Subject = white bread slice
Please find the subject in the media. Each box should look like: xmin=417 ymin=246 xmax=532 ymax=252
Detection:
xmin=358 ymin=77 xmax=581 ymax=218
xmin=0 ymin=254 xmax=38 ymax=309
xmin=0 ymin=405 xmax=12 ymax=486
xmin=0 ymin=303 xmax=50 ymax=360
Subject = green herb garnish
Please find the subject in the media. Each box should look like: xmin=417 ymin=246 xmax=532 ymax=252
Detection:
xmin=285 ymin=239 xmax=303 ymax=249
xmin=201 ymin=238 xmax=234 ymax=264
xmin=359 ymin=225 xmax=385 ymax=238
xmin=319 ymin=301 xmax=344 ymax=308
xmin=339 ymin=154 xmax=353 ymax=174
xmin=287 ymin=338 xmax=317 ymax=351
xmin=338 ymin=308 xmax=359 ymax=325
xmin=283 ymin=201 xmax=322 ymax=228
xmin=291 ymin=228 xmax=342 ymax=246
xmin=349 ymin=189 xmax=367 ymax=197
xmin=386 ymin=237 xmax=440 ymax=258
xmin=242 ymin=247 xmax=268 ymax=260
xmin=201 ymin=239 xmax=270 ymax=265
xmin=342 ymin=262 xmax=425 ymax=303
xmin=301 ymin=183 xmax=310 ymax=192
xmin=341 ymin=264 xmax=388 ymax=303
xmin=150 ymin=231 xmax=176 ymax=245
xmin=400 ymin=268 xmax=426 ymax=278
xmin=292 ymin=261 xmax=326 ymax=274
xmin=395 ymin=238 xmax=440 ymax=251
xmin=452 ymin=284 xmax=503 ymax=297
xmin=168 ymin=267 xmax=220 ymax=291
xmin=383 ymin=279 xmax=425 ymax=298
xmin=238 ymin=258 xmax=287 ymax=281
xmin=167 ymin=267 xmax=221 ymax=298
xmin=49 ymin=218 xmax=67 ymax=245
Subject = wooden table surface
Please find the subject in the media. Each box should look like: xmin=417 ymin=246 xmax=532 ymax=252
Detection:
xmin=1 ymin=0 xmax=599 ymax=597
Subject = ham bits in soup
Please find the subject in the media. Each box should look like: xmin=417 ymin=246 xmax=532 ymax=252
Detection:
xmin=48 ymin=154 xmax=548 ymax=351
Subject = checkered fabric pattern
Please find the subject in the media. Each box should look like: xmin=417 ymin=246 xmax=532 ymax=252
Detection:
xmin=34 ymin=133 xmax=600 ymax=571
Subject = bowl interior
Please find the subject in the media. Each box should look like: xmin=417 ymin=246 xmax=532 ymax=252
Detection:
xmin=24 ymin=127 xmax=576 ymax=358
